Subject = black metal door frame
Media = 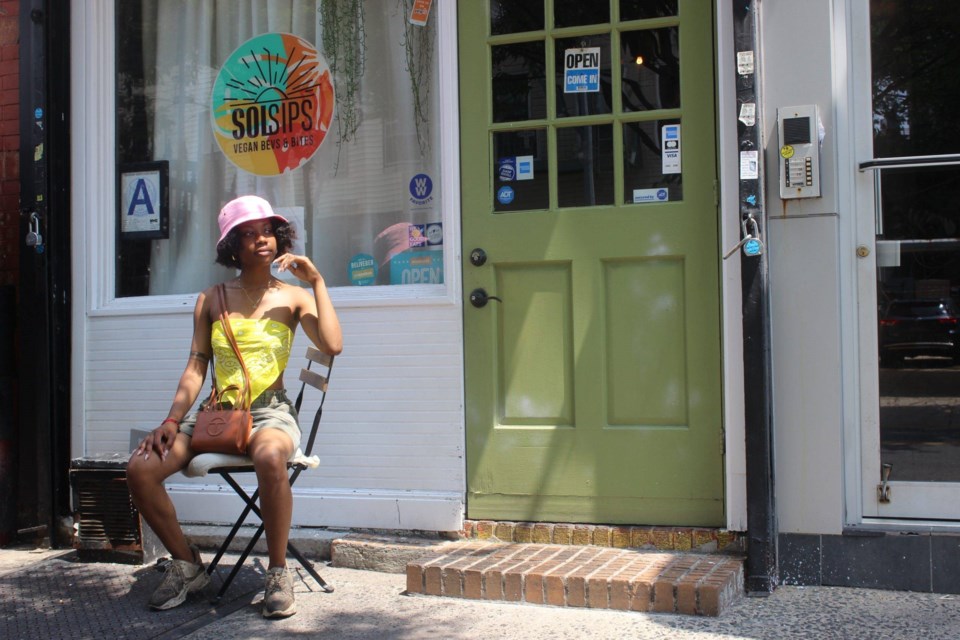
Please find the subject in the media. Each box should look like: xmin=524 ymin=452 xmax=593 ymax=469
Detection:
xmin=16 ymin=0 xmax=72 ymax=547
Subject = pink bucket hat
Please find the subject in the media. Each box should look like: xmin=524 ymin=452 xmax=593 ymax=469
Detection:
xmin=217 ymin=195 xmax=288 ymax=245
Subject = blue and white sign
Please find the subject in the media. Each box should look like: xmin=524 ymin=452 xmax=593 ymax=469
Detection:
xmin=348 ymin=253 xmax=377 ymax=286
xmin=120 ymin=170 xmax=162 ymax=234
xmin=563 ymin=47 xmax=600 ymax=93
xmin=515 ymin=155 xmax=534 ymax=181
xmin=498 ymin=156 xmax=535 ymax=182
xmin=498 ymin=158 xmax=516 ymax=182
xmin=390 ymin=250 xmax=444 ymax=285
xmin=661 ymin=124 xmax=681 ymax=174
xmin=497 ymin=185 xmax=515 ymax=205
xmin=409 ymin=173 xmax=434 ymax=206
xmin=632 ymin=188 xmax=670 ymax=204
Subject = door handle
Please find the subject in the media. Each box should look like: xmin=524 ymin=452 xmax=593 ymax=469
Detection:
xmin=469 ymin=288 xmax=502 ymax=308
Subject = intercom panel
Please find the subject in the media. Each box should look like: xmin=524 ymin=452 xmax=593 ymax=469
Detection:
xmin=777 ymin=105 xmax=821 ymax=199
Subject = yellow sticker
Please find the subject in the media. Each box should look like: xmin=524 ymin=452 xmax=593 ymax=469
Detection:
xmin=780 ymin=145 xmax=795 ymax=159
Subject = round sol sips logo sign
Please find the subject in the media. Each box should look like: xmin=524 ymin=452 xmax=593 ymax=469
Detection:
xmin=211 ymin=33 xmax=335 ymax=176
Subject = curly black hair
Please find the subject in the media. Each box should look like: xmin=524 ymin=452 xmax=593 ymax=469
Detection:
xmin=215 ymin=219 xmax=295 ymax=269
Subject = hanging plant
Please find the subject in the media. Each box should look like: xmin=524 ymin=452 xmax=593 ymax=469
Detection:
xmin=319 ymin=0 xmax=366 ymax=147
xmin=397 ymin=0 xmax=434 ymax=156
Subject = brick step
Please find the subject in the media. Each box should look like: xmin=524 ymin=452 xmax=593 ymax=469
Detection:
xmin=406 ymin=542 xmax=744 ymax=616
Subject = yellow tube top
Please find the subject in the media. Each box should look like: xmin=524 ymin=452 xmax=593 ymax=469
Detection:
xmin=211 ymin=318 xmax=293 ymax=406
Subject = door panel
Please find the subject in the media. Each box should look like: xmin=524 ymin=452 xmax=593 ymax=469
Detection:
xmin=461 ymin=0 xmax=722 ymax=525
xmin=605 ymin=257 xmax=687 ymax=426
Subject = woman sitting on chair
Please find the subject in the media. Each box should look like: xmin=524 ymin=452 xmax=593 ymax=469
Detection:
xmin=127 ymin=195 xmax=342 ymax=618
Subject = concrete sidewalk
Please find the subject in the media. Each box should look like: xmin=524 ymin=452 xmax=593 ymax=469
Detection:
xmin=2 ymin=544 xmax=960 ymax=639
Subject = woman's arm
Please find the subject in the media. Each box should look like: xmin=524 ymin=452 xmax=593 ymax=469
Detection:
xmin=134 ymin=289 xmax=214 ymax=460
xmin=274 ymin=254 xmax=343 ymax=356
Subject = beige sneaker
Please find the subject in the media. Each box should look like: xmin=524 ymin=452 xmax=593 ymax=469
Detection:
xmin=148 ymin=546 xmax=210 ymax=610
xmin=262 ymin=566 xmax=296 ymax=618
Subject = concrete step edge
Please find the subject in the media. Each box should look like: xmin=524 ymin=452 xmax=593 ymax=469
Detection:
xmin=183 ymin=524 xmax=457 ymax=575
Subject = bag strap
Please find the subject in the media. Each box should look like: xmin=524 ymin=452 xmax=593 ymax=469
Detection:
xmin=215 ymin=283 xmax=253 ymax=410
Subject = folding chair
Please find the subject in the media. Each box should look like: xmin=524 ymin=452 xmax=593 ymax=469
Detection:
xmin=183 ymin=346 xmax=335 ymax=602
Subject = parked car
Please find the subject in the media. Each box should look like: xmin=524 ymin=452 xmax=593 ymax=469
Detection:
xmin=879 ymin=298 xmax=960 ymax=365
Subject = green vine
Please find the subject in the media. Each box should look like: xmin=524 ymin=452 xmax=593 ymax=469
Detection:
xmin=397 ymin=0 xmax=434 ymax=156
xmin=319 ymin=0 xmax=366 ymax=149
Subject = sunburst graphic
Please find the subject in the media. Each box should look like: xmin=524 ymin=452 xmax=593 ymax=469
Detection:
xmin=223 ymin=46 xmax=321 ymax=109
xmin=211 ymin=33 xmax=335 ymax=176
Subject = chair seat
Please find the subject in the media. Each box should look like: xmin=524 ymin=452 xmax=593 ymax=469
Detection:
xmin=184 ymin=449 xmax=320 ymax=478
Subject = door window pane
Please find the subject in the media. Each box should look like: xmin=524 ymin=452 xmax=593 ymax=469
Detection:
xmin=621 ymin=28 xmax=680 ymax=112
xmin=871 ymin=0 xmax=960 ymax=483
xmin=871 ymin=0 xmax=960 ymax=158
xmin=493 ymin=42 xmax=547 ymax=123
xmin=493 ymin=130 xmax=549 ymax=212
xmin=554 ymin=0 xmax=609 ymax=28
xmin=623 ymin=119 xmax=683 ymax=203
xmin=620 ymin=0 xmax=678 ymax=21
xmin=491 ymin=0 xmax=544 ymax=35
xmin=876 ymin=166 xmax=960 ymax=482
xmin=555 ymin=35 xmax=612 ymax=117
xmin=557 ymin=125 xmax=613 ymax=208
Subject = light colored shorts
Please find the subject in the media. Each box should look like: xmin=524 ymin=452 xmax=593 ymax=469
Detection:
xmin=178 ymin=389 xmax=301 ymax=451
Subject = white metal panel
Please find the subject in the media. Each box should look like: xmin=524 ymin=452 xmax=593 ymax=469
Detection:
xmin=768 ymin=215 xmax=845 ymax=534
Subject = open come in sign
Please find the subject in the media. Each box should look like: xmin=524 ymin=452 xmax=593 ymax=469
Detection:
xmin=211 ymin=33 xmax=335 ymax=176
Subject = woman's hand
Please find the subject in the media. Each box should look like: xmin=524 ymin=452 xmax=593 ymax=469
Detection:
xmin=133 ymin=421 xmax=179 ymax=461
xmin=274 ymin=254 xmax=322 ymax=286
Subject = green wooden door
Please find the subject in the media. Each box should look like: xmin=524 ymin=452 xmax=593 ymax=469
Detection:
xmin=460 ymin=0 xmax=723 ymax=525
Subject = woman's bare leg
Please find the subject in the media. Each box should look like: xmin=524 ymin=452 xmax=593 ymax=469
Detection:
xmin=126 ymin=433 xmax=196 ymax=562
xmin=247 ymin=429 xmax=295 ymax=569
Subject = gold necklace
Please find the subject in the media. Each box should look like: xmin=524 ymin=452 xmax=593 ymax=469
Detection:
xmin=236 ymin=279 xmax=274 ymax=308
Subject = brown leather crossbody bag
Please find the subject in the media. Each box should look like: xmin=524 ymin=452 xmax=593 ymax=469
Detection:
xmin=192 ymin=283 xmax=253 ymax=455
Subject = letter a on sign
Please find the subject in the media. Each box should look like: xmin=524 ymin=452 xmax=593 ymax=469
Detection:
xmin=128 ymin=178 xmax=155 ymax=216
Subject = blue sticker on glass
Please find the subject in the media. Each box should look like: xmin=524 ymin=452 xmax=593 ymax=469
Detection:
xmin=390 ymin=249 xmax=444 ymax=285
xmin=745 ymin=194 xmax=758 ymax=206
xmin=34 ymin=107 xmax=43 ymax=119
xmin=744 ymin=239 xmax=763 ymax=256
xmin=657 ymin=189 xmax=668 ymax=201
xmin=409 ymin=173 xmax=434 ymax=205
xmin=348 ymin=253 xmax=377 ymax=286
xmin=498 ymin=158 xmax=516 ymax=182
xmin=516 ymin=156 xmax=533 ymax=180
xmin=497 ymin=186 xmax=515 ymax=205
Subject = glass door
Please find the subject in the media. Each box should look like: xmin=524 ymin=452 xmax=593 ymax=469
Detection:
xmin=861 ymin=0 xmax=960 ymax=519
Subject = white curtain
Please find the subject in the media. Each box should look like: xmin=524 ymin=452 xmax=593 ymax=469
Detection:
xmin=143 ymin=0 xmax=440 ymax=294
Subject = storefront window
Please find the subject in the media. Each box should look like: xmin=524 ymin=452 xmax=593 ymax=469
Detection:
xmin=115 ymin=1 xmax=442 ymax=297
